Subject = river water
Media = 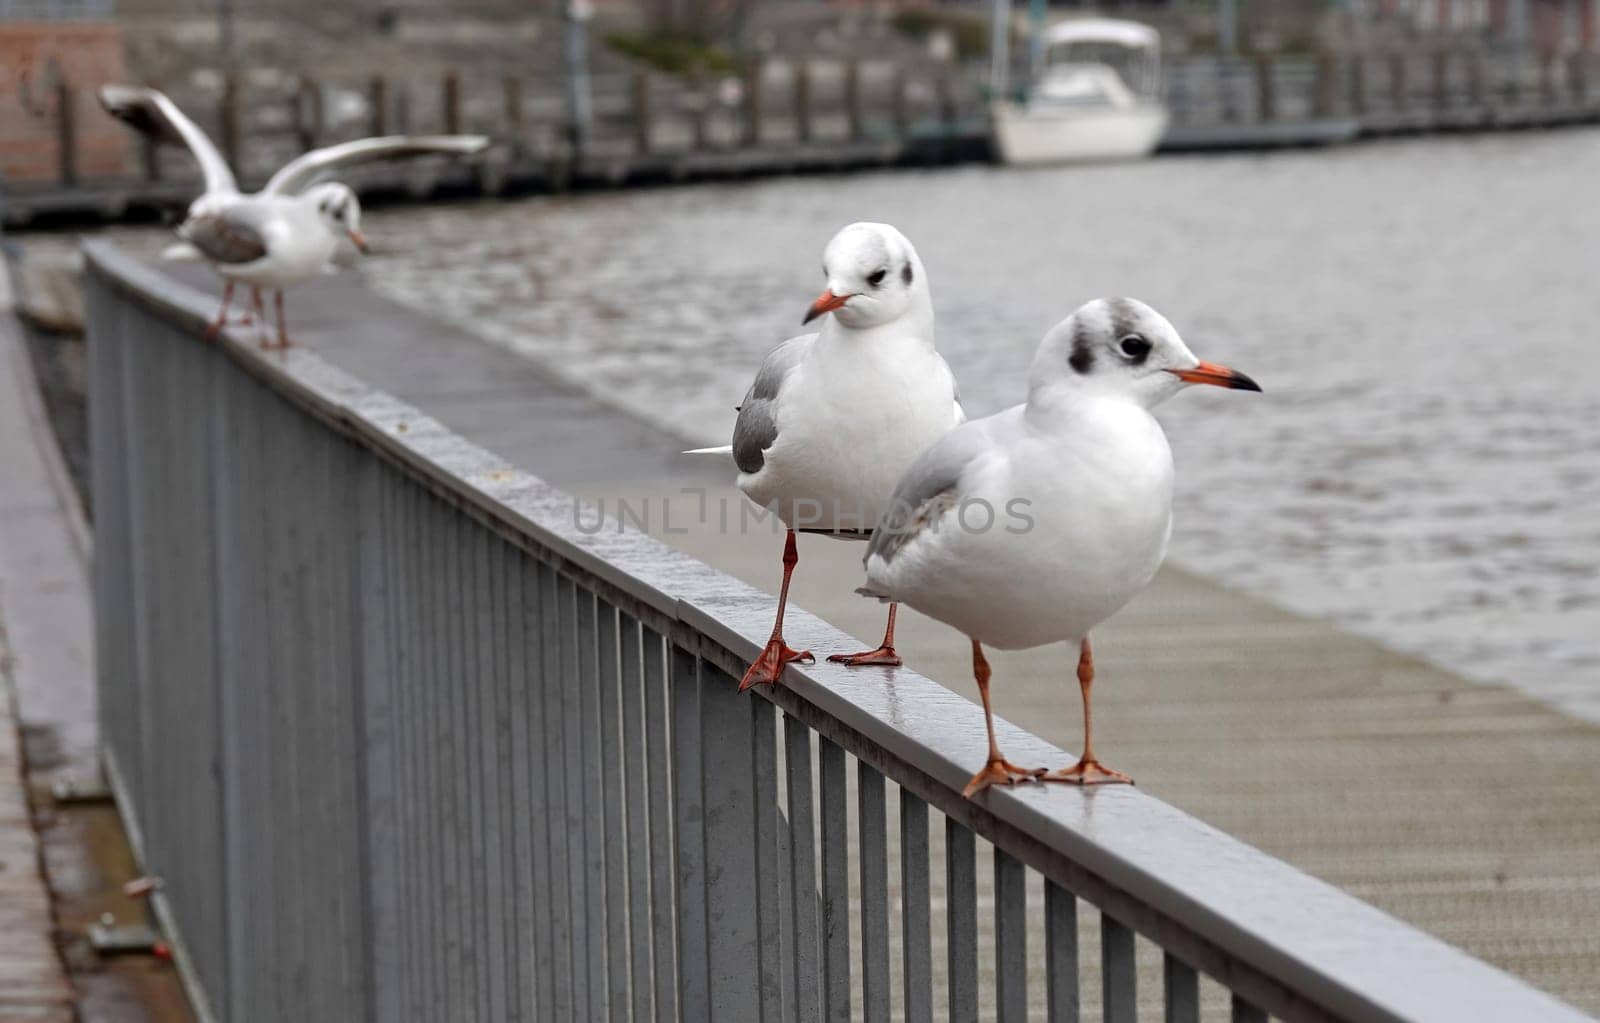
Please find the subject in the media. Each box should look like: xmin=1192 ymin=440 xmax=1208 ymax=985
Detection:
xmin=146 ymin=130 xmax=1600 ymax=717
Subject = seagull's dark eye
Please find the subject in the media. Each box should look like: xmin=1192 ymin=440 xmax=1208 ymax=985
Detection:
xmin=866 ymin=269 xmax=887 ymax=287
xmin=1119 ymin=335 xmax=1152 ymax=362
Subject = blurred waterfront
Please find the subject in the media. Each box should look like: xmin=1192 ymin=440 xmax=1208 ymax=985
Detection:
xmin=348 ymin=128 xmax=1600 ymax=718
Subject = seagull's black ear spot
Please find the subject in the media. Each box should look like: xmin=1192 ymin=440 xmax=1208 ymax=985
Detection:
xmin=902 ymin=263 xmax=913 ymax=285
xmin=1069 ymin=334 xmax=1095 ymax=374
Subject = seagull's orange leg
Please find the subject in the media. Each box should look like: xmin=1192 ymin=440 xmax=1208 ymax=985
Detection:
xmin=202 ymin=281 xmax=235 ymax=341
xmin=739 ymin=529 xmax=815 ymax=692
xmin=249 ymin=287 xmax=270 ymax=349
xmin=1044 ymin=636 xmax=1133 ymax=786
xmin=828 ymin=602 xmax=903 ymax=667
xmin=963 ymin=640 xmax=1046 ymax=797
xmin=263 ymin=289 xmax=295 ymax=351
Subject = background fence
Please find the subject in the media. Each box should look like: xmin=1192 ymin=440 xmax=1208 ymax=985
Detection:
xmin=84 ymin=239 xmax=1593 ymax=1021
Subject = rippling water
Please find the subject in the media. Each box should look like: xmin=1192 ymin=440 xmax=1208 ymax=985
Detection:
xmin=354 ymin=132 xmax=1600 ymax=716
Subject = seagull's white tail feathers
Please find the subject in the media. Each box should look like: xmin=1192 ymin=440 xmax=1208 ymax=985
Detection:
xmin=161 ymin=242 xmax=203 ymax=261
xmin=683 ymin=444 xmax=734 ymax=456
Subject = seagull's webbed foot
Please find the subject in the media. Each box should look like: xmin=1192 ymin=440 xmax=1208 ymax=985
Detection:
xmin=1043 ymin=758 xmax=1133 ymax=787
xmin=962 ymin=757 xmax=1046 ymax=798
xmin=738 ymin=637 xmax=814 ymax=692
xmin=826 ymin=644 xmax=902 ymax=668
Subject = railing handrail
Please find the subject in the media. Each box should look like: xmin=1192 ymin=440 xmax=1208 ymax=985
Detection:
xmin=83 ymin=239 xmax=1593 ymax=1023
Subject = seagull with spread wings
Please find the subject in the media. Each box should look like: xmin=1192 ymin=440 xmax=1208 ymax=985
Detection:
xmin=99 ymin=84 xmax=488 ymax=349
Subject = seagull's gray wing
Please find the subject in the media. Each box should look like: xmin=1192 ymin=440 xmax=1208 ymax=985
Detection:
xmin=940 ymin=351 xmax=968 ymax=425
xmin=732 ymin=333 xmax=816 ymax=475
xmin=98 ymin=85 xmax=237 ymax=195
xmin=178 ymin=204 xmax=269 ymax=265
xmin=262 ymin=135 xmax=490 ymax=195
xmin=865 ymin=417 xmax=997 ymax=567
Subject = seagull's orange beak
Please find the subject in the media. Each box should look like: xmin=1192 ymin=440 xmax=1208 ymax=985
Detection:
xmin=348 ymin=228 xmax=370 ymax=254
xmin=1167 ymin=360 xmax=1262 ymax=392
xmin=802 ymin=289 xmax=850 ymax=325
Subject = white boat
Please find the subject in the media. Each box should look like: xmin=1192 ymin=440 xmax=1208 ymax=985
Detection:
xmin=991 ymin=18 xmax=1170 ymax=166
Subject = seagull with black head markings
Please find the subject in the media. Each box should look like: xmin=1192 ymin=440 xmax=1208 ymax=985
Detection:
xmin=694 ymin=222 xmax=965 ymax=692
xmin=859 ymin=297 xmax=1261 ymax=797
xmin=98 ymin=84 xmax=488 ymax=349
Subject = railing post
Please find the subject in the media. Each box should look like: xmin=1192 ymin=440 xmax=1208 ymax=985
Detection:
xmin=369 ymin=76 xmax=388 ymax=136
xmin=56 ymin=79 xmax=77 ymax=185
xmin=442 ymin=70 xmax=462 ymax=134
xmin=1254 ymin=54 xmax=1275 ymax=121
xmin=845 ymin=59 xmax=863 ymax=142
xmin=794 ymin=61 xmax=811 ymax=143
xmin=744 ymin=59 xmax=763 ymax=146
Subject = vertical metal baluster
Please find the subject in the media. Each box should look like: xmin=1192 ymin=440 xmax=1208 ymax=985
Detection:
xmin=1101 ymin=914 xmax=1136 ymax=1023
xmin=578 ymin=590 xmax=608 ymax=1014
xmin=560 ymin=577 xmax=591 ymax=1020
xmin=1164 ymin=954 xmax=1199 ymax=1023
xmin=753 ymin=698 xmax=783 ymax=1021
xmin=858 ymin=763 xmax=889 ymax=1023
xmin=994 ymin=850 xmax=1027 ymax=1022
xmin=477 ymin=530 xmax=509 ymax=1023
xmin=670 ymin=644 xmax=709 ymax=1019
xmin=448 ymin=514 xmax=477 ymax=1021
xmin=598 ymin=599 xmax=630 ymax=1020
xmin=945 ymin=821 xmax=977 ymax=1022
xmin=1045 ymin=881 xmax=1079 ymax=1023
xmin=899 ymin=793 xmax=931 ymax=1023
xmin=619 ymin=613 xmax=654 ymax=1022
xmin=462 ymin=524 xmax=490 ymax=1023
xmin=642 ymin=627 xmax=678 ymax=1022
xmin=783 ymin=716 xmax=819 ymax=1023
xmin=505 ymin=551 xmax=539 ymax=1019
xmin=819 ymin=739 xmax=850 ymax=1020
xmin=1231 ymin=994 xmax=1268 ymax=1023
xmin=699 ymin=661 xmax=762 ymax=1014
xmin=542 ymin=565 xmax=575 ymax=1017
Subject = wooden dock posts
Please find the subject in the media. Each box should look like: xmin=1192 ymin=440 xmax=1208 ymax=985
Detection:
xmin=442 ymin=71 xmax=463 ymax=135
xmin=55 ymin=80 xmax=76 ymax=186
xmin=369 ymin=76 xmax=387 ymax=137
xmin=1254 ymin=54 xmax=1276 ymax=122
xmin=631 ymin=72 xmax=651 ymax=154
xmin=794 ymin=62 xmax=812 ymax=144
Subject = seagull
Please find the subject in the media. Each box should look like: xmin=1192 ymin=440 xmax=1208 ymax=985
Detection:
xmin=98 ymin=84 xmax=488 ymax=349
xmin=701 ymin=222 xmax=964 ymax=692
xmin=858 ymin=298 xmax=1261 ymax=797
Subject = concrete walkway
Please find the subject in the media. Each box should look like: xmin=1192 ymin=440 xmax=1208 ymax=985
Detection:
xmin=135 ymin=261 xmax=1600 ymax=1013
xmin=0 ymin=269 xmax=79 ymax=1022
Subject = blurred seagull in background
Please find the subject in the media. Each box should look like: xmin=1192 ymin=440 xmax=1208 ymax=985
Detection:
xmin=98 ymin=84 xmax=488 ymax=349
xmin=858 ymin=298 xmax=1261 ymax=797
xmin=691 ymin=222 xmax=964 ymax=691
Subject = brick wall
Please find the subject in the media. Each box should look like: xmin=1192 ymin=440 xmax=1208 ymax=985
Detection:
xmin=0 ymin=22 xmax=130 ymax=184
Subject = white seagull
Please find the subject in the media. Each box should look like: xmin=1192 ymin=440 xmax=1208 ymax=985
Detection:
xmin=858 ymin=298 xmax=1261 ymax=797
xmin=98 ymin=84 xmax=488 ymax=349
xmin=710 ymin=222 xmax=964 ymax=692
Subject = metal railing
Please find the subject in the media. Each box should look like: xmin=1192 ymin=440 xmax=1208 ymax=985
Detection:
xmin=84 ymin=239 xmax=1591 ymax=1022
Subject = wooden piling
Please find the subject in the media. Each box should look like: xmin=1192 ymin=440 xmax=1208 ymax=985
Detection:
xmin=1389 ymin=52 xmax=1407 ymax=112
xmin=369 ymin=76 xmax=388 ymax=136
xmin=220 ymin=73 xmax=241 ymax=172
xmin=1313 ymin=51 xmax=1337 ymax=118
xmin=1349 ymin=54 xmax=1367 ymax=116
xmin=631 ymin=71 xmax=651 ymax=154
xmin=845 ymin=60 xmax=863 ymax=142
xmin=794 ymin=62 xmax=811 ymax=144
xmin=892 ymin=67 xmax=910 ymax=139
xmin=294 ymin=77 xmax=322 ymax=150
xmin=744 ymin=60 xmax=762 ymax=146
xmin=443 ymin=71 xmax=462 ymax=134
xmin=1254 ymin=54 xmax=1276 ymax=122
xmin=503 ymin=75 xmax=523 ymax=141
xmin=1432 ymin=50 xmax=1450 ymax=110
xmin=55 ymin=80 xmax=76 ymax=186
